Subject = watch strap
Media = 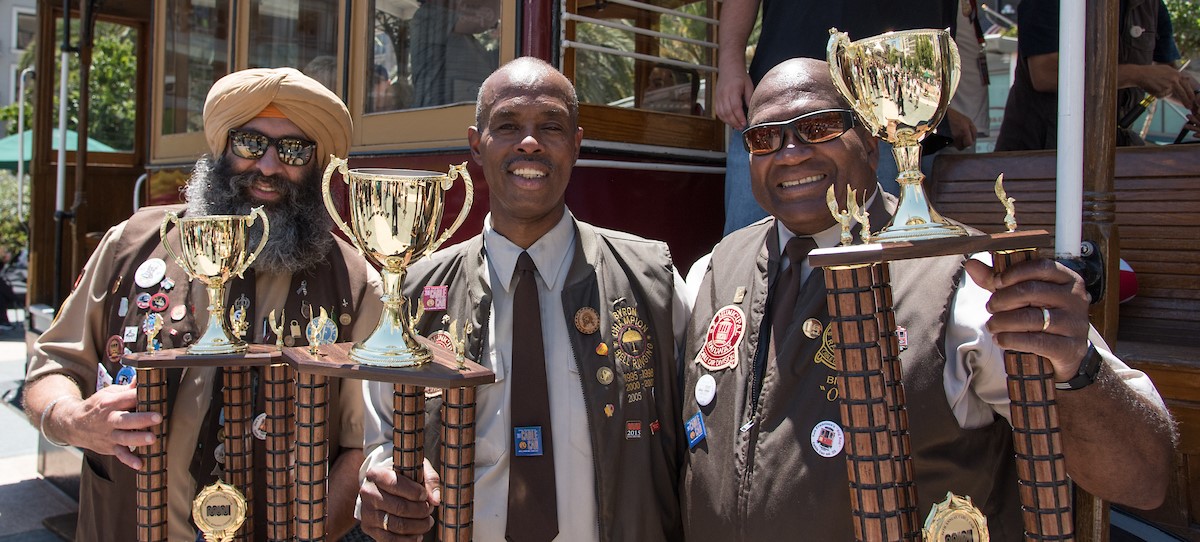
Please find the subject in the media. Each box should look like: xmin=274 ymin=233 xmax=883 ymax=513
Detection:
xmin=1055 ymin=342 xmax=1102 ymax=391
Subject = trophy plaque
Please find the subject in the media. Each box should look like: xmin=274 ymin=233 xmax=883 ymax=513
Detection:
xmin=322 ymin=157 xmax=474 ymax=367
xmin=812 ymin=29 xmax=1073 ymax=542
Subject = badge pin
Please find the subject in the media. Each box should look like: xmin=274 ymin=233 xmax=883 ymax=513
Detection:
xmin=896 ymin=325 xmax=909 ymax=352
xmin=123 ymin=326 xmax=139 ymax=343
xmin=595 ymin=342 xmax=609 ymax=356
xmin=159 ymin=277 xmax=175 ymax=291
xmin=114 ymin=365 xmax=136 ymax=386
xmin=803 ymin=318 xmax=823 ymax=339
xmin=694 ymin=374 xmax=717 ymax=407
xmin=149 ymin=293 xmax=169 ymax=313
xmin=574 ymin=307 xmax=600 ymax=335
xmin=171 ymin=304 xmax=187 ymax=321
xmin=110 ymin=276 xmax=122 ymax=295
xmin=1130 ymin=25 xmax=1144 ymax=38
xmin=604 ymin=404 xmax=615 ymax=417
xmin=625 ymin=420 xmax=643 ymax=440
xmin=96 ymin=364 xmax=114 ymax=391
xmin=686 ymin=412 xmax=707 ymax=449
xmin=422 ymin=285 xmax=449 ymax=311
xmin=733 ymin=286 xmax=746 ymax=304
xmin=213 ymin=442 xmax=226 ymax=465
xmin=339 ymin=312 xmax=352 ymax=326
xmin=134 ymin=258 xmax=168 ymax=289
xmin=252 ymin=413 xmax=268 ymax=441
xmin=135 ymin=292 xmax=153 ymax=310
xmin=233 ymin=294 xmax=250 ymax=311
xmin=106 ymin=335 xmax=125 ymax=363
xmin=117 ymin=297 xmax=129 ymax=317
xmin=596 ymin=366 xmax=614 ymax=386
xmin=513 ymin=426 xmax=544 ymax=456
xmin=650 ymin=420 xmax=661 ymax=435
xmin=297 ymin=280 xmax=308 ymax=296
xmin=810 ymin=420 xmax=845 ymax=458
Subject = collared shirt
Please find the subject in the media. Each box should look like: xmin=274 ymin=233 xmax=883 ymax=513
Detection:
xmin=362 ymin=208 xmax=692 ymax=540
xmin=474 ymin=210 xmax=599 ymax=542
xmin=684 ymin=192 xmax=1162 ymax=429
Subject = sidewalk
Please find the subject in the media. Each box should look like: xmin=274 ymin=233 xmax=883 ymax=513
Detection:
xmin=0 ymin=310 xmax=76 ymax=542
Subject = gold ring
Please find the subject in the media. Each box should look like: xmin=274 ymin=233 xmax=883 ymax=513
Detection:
xmin=1041 ymin=307 xmax=1051 ymax=331
xmin=383 ymin=512 xmax=390 ymax=532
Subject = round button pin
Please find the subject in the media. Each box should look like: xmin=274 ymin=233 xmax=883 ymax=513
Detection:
xmin=695 ymin=374 xmax=717 ymax=406
xmin=597 ymin=366 xmax=614 ymax=386
xmin=149 ymin=293 xmax=169 ymax=312
xmin=134 ymin=258 xmax=168 ymax=289
xmin=171 ymin=304 xmax=187 ymax=321
xmin=135 ymin=292 xmax=152 ymax=310
xmin=252 ymin=413 xmax=268 ymax=440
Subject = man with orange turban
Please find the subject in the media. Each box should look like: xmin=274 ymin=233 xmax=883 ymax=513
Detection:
xmin=24 ymin=67 xmax=380 ymax=542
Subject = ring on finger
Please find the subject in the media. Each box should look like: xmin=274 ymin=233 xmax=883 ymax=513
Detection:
xmin=1041 ymin=307 xmax=1051 ymax=331
xmin=383 ymin=512 xmax=390 ymax=532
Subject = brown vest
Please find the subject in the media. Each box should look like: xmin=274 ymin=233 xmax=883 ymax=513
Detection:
xmin=77 ymin=204 xmax=371 ymax=542
xmin=682 ymin=205 xmax=1019 ymax=541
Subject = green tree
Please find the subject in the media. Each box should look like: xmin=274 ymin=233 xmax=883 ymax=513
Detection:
xmin=1165 ymin=0 xmax=1200 ymax=61
xmin=0 ymin=20 xmax=137 ymax=151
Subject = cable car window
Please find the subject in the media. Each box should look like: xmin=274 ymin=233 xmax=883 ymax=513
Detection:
xmin=250 ymin=0 xmax=339 ymax=85
xmin=161 ymin=0 xmax=229 ymax=136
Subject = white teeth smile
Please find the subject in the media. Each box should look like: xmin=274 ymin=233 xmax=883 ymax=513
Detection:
xmin=780 ymin=174 xmax=823 ymax=188
xmin=255 ymin=182 xmax=278 ymax=193
xmin=512 ymin=168 xmax=547 ymax=178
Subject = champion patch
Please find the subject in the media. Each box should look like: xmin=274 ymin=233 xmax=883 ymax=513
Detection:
xmin=696 ymin=305 xmax=745 ymax=371
xmin=611 ymin=306 xmax=653 ymax=370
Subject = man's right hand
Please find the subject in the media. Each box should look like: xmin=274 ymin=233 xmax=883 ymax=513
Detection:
xmin=359 ymin=460 xmax=442 ymax=541
xmin=51 ymin=379 xmax=162 ymax=470
xmin=1127 ymin=63 xmax=1199 ymax=112
xmin=715 ymin=69 xmax=755 ymax=130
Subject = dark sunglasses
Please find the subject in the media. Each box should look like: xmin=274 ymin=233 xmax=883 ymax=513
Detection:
xmin=227 ymin=129 xmax=317 ymax=166
xmin=742 ymin=109 xmax=857 ymax=155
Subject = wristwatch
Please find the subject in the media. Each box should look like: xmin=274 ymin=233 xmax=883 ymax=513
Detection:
xmin=1055 ymin=342 xmax=1102 ymax=391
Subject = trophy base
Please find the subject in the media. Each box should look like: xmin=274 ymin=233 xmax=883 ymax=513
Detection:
xmin=186 ymin=339 xmax=249 ymax=356
xmin=872 ymin=221 xmax=968 ymax=243
xmin=348 ymin=342 xmax=434 ymax=368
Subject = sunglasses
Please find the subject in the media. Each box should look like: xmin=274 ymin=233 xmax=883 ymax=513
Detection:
xmin=742 ymin=109 xmax=857 ymax=155
xmin=227 ymin=129 xmax=317 ymax=166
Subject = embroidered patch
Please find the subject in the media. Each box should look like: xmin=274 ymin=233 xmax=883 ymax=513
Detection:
xmin=430 ymin=329 xmax=455 ymax=351
xmin=813 ymin=323 xmax=837 ymax=370
xmin=696 ymin=305 xmax=745 ymax=371
xmin=610 ymin=306 xmax=653 ymax=370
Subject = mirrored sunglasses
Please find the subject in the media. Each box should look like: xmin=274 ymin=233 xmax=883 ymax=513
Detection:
xmin=227 ymin=129 xmax=317 ymax=166
xmin=742 ymin=109 xmax=857 ymax=155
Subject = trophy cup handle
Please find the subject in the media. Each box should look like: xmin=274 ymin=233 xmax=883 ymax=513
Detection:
xmin=427 ymin=162 xmax=475 ymax=256
xmin=159 ymin=210 xmax=193 ymax=276
xmin=322 ymin=155 xmax=359 ymax=247
xmin=826 ymin=29 xmax=859 ymax=112
xmin=238 ymin=206 xmax=270 ymax=278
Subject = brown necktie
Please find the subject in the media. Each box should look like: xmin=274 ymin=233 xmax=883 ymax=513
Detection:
xmin=771 ymin=237 xmax=818 ymax=350
xmin=506 ymin=252 xmax=559 ymax=542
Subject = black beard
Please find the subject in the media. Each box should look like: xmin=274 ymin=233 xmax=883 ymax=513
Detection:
xmin=183 ymin=155 xmax=334 ymax=275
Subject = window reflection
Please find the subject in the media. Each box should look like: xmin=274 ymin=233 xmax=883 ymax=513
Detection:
xmin=162 ymin=0 xmax=229 ymax=135
xmin=369 ymin=0 xmax=500 ymax=113
xmin=251 ymin=0 xmax=339 ymax=88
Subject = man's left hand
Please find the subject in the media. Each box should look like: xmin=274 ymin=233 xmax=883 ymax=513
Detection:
xmin=964 ymin=257 xmax=1091 ymax=382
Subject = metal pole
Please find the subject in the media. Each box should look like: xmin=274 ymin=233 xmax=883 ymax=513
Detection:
xmin=16 ymin=68 xmax=34 ymax=221
xmin=53 ymin=0 xmax=73 ymax=306
xmin=1055 ymin=0 xmax=1085 ymax=259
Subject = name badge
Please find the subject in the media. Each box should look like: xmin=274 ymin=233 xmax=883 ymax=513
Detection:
xmin=513 ymin=426 xmax=544 ymax=456
xmin=686 ymin=412 xmax=707 ymax=449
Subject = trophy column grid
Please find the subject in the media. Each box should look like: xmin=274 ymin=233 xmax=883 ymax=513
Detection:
xmin=825 ymin=264 xmax=904 ymax=542
xmin=992 ymin=249 xmax=1074 ymax=542
xmin=440 ymin=386 xmax=479 ymax=542
xmin=295 ymin=372 xmax=330 ymax=541
xmin=263 ymin=362 xmax=296 ymax=541
xmin=222 ymin=366 xmax=255 ymax=542
xmin=870 ymin=263 xmax=921 ymax=541
xmin=393 ymin=384 xmax=427 ymax=484
xmin=136 ymin=367 xmax=169 ymax=542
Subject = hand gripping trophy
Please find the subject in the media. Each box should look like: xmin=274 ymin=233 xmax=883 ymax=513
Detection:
xmin=810 ymin=29 xmax=1072 ymax=542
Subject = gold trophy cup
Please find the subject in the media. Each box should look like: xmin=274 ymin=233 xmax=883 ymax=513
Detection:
xmin=160 ymin=207 xmax=269 ymax=354
xmin=828 ymin=28 xmax=966 ymax=241
xmin=322 ymin=156 xmax=473 ymax=367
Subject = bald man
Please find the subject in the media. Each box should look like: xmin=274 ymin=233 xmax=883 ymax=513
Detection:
xmin=356 ymin=57 xmax=688 ymax=542
xmin=24 ymin=68 xmax=381 ymax=542
xmin=680 ymin=58 xmax=1173 ymax=540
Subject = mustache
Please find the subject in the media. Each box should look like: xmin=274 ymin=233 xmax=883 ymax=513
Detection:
xmin=227 ymin=169 xmax=302 ymax=204
xmin=503 ymin=156 xmax=553 ymax=171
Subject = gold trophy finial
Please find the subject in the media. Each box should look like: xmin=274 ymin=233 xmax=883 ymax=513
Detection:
xmin=305 ymin=307 xmax=338 ymax=355
xmin=827 ymin=28 xmax=967 ymax=242
xmin=994 ymin=173 xmax=1018 ymax=232
xmin=268 ymin=309 xmax=285 ymax=350
xmin=322 ymin=157 xmax=474 ymax=367
xmin=827 ymin=185 xmax=854 ymax=246
xmin=847 ymin=189 xmax=871 ymax=244
xmin=160 ymin=207 xmax=269 ymax=354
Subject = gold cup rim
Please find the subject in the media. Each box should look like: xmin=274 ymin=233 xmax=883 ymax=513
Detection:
xmin=836 ymin=27 xmax=951 ymax=45
xmin=174 ymin=213 xmax=257 ymax=223
xmin=345 ymin=167 xmax=454 ymax=181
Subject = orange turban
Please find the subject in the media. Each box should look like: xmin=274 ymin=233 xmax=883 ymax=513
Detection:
xmin=203 ymin=67 xmax=351 ymax=168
